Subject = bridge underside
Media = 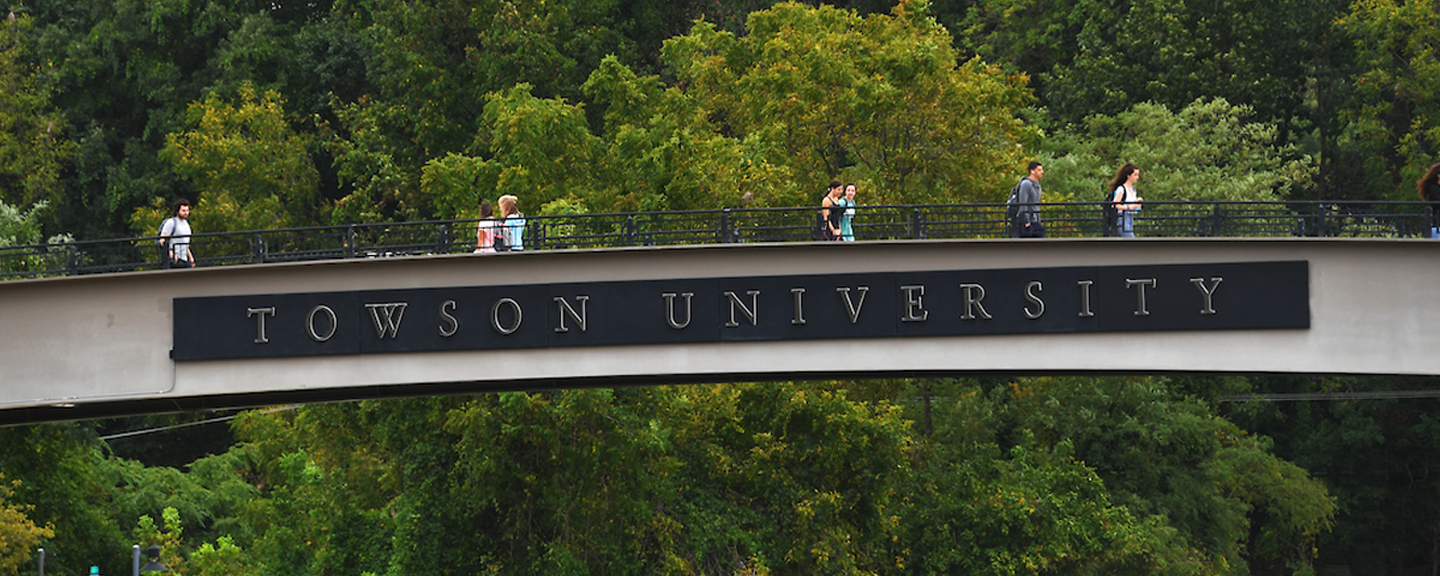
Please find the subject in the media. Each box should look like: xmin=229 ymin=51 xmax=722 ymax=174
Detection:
xmin=1 ymin=238 xmax=1432 ymax=425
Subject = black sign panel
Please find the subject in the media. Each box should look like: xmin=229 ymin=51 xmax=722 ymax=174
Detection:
xmin=171 ymin=261 xmax=1310 ymax=362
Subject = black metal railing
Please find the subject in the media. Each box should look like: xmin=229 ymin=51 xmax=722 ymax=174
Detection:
xmin=3 ymin=200 xmax=1434 ymax=280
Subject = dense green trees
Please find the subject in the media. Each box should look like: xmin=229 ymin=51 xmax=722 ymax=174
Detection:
xmin=1225 ymin=376 xmax=1440 ymax=575
xmin=5 ymin=0 xmax=1440 ymax=572
xmin=3 ymin=377 xmax=1350 ymax=576
xmin=134 ymin=82 xmax=319 ymax=233
xmin=421 ymin=1 xmax=1036 ymax=216
xmin=0 ymin=13 xmax=71 ymax=216
xmin=0 ymin=474 xmax=54 ymax=575
xmin=11 ymin=0 xmax=1427 ymax=242
xmin=1337 ymin=0 xmax=1440 ymax=198
xmin=1037 ymin=98 xmax=1316 ymax=203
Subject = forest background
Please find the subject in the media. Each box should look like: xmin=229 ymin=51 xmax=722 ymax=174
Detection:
xmin=1 ymin=0 xmax=1438 ymax=574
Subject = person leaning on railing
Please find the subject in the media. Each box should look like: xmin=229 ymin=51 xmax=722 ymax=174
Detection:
xmin=475 ymin=201 xmax=498 ymax=253
xmin=498 ymin=195 xmax=525 ymax=251
xmin=840 ymin=183 xmax=858 ymax=241
xmin=821 ymin=180 xmax=844 ymax=241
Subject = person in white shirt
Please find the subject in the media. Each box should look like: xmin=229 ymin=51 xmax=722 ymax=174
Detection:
xmin=1107 ymin=163 xmax=1144 ymax=238
xmin=475 ymin=201 xmax=498 ymax=253
xmin=159 ymin=199 xmax=195 ymax=268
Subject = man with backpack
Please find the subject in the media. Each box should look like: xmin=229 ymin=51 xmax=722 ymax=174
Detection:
xmin=158 ymin=199 xmax=196 ymax=268
xmin=1006 ymin=162 xmax=1045 ymax=238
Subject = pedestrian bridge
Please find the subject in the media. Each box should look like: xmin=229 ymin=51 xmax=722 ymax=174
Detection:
xmin=1 ymin=238 xmax=1433 ymax=424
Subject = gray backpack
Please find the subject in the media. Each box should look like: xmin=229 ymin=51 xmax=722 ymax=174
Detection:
xmin=1005 ymin=180 xmax=1024 ymax=223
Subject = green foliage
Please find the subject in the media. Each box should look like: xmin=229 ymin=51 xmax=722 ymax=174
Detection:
xmin=666 ymin=383 xmax=912 ymax=574
xmin=423 ymin=1 xmax=1038 ymax=217
xmin=471 ymin=84 xmax=601 ymax=213
xmin=0 ymin=13 xmax=73 ymax=217
xmin=0 ymin=475 xmax=55 ymax=576
xmin=136 ymin=82 xmax=318 ymax=234
xmin=960 ymin=0 xmax=1329 ymax=133
xmin=0 ymin=423 xmax=127 ymax=576
xmin=324 ymin=0 xmax=659 ymax=223
xmin=1007 ymin=377 xmax=1334 ymax=573
xmin=1038 ymin=98 xmax=1316 ymax=203
xmin=132 ymin=507 xmax=186 ymax=574
xmin=1227 ymin=376 xmax=1440 ymax=574
xmin=660 ymin=0 xmax=1036 ymax=205
xmin=1337 ymin=0 xmax=1440 ymax=199
xmin=188 ymin=536 xmax=254 ymax=576
xmin=0 ymin=199 xmax=48 ymax=247
xmin=0 ymin=374 xmax=1351 ymax=576
xmin=226 ymin=404 xmax=395 ymax=576
xmin=582 ymin=55 xmax=797 ymax=211
xmin=898 ymin=377 xmax=1334 ymax=576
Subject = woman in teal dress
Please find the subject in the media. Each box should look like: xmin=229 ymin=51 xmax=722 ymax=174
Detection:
xmin=839 ymin=183 xmax=858 ymax=241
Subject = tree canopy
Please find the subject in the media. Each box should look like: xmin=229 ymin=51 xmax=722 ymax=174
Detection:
xmin=5 ymin=0 xmax=1422 ymax=240
xmin=4 ymin=0 xmax=1440 ymax=572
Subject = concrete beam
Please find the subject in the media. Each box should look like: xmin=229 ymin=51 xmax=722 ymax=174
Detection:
xmin=1 ymin=238 xmax=1433 ymax=423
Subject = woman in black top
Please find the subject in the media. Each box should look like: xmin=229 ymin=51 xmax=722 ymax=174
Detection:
xmin=821 ymin=180 xmax=844 ymax=241
xmin=1418 ymin=162 xmax=1440 ymax=237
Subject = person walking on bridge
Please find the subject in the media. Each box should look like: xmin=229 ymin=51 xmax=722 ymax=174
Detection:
xmin=159 ymin=199 xmax=195 ymax=268
xmin=1013 ymin=162 xmax=1045 ymax=238
xmin=1108 ymin=163 xmax=1144 ymax=238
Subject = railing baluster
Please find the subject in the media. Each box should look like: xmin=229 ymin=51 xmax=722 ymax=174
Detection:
xmin=720 ymin=209 xmax=731 ymax=244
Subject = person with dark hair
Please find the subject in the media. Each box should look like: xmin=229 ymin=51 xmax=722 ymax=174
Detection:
xmin=839 ymin=182 xmax=858 ymax=241
xmin=821 ymin=179 xmax=844 ymax=241
xmin=158 ymin=199 xmax=195 ymax=268
xmin=1013 ymin=162 xmax=1045 ymax=238
xmin=475 ymin=201 xmax=498 ymax=253
xmin=1417 ymin=163 xmax=1440 ymax=238
xmin=1107 ymin=163 xmax=1144 ymax=238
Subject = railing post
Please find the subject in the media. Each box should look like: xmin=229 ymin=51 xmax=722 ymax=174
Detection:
xmin=438 ymin=223 xmax=450 ymax=254
xmin=254 ymin=233 xmax=266 ymax=264
xmin=345 ymin=225 xmax=356 ymax=258
xmin=67 ymin=244 xmax=79 ymax=276
xmin=719 ymin=209 xmax=731 ymax=244
xmin=910 ymin=208 xmax=924 ymax=240
xmin=625 ymin=215 xmax=637 ymax=247
xmin=1209 ymin=204 xmax=1224 ymax=238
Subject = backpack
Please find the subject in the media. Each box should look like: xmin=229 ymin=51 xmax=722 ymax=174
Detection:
xmin=493 ymin=222 xmax=511 ymax=252
xmin=1101 ymin=187 xmax=1120 ymax=236
xmin=1004 ymin=180 xmax=1024 ymax=223
xmin=156 ymin=217 xmax=173 ymax=247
